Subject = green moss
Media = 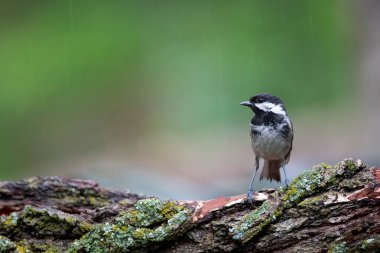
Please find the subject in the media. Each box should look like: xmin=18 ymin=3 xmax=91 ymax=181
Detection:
xmin=67 ymin=198 xmax=190 ymax=253
xmin=0 ymin=235 xmax=16 ymax=252
xmin=0 ymin=205 xmax=92 ymax=238
xmin=230 ymin=159 xmax=363 ymax=243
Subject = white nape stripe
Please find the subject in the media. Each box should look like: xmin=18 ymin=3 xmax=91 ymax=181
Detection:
xmin=255 ymin=102 xmax=286 ymax=115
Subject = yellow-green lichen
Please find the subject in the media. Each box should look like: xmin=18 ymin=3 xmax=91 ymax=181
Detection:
xmin=60 ymin=194 xmax=109 ymax=207
xmin=230 ymin=159 xmax=363 ymax=243
xmin=67 ymin=198 xmax=190 ymax=253
xmin=345 ymin=160 xmax=357 ymax=175
xmin=123 ymin=198 xmax=168 ymax=227
xmin=7 ymin=177 xmax=114 ymax=209
xmin=118 ymin=198 xmax=134 ymax=206
xmin=0 ymin=205 xmax=92 ymax=239
xmin=327 ymin=242 xmax=349 ymax=253
xmin=280 ymin=164 xmax=325 ymax=206
xmin=230 ymin=200 xmax=272 ymax=240
xmin=15 ymin=240 xmax=61 ymax=253
xmin=358 ymin=236 xmax=380 ymax=252
xmin=16 ymin=245 xmax=29 ymax=253
xmin=298 ymin=194 xmax=326 ymax=207
xmin=0 ymin=235 xmax=16 ymax=252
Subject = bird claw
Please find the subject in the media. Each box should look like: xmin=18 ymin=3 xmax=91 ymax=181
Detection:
xmin=247 ymin=189 xmax=255 ymax=204
xmin=284 ymin=179 xmax=290 ymax=188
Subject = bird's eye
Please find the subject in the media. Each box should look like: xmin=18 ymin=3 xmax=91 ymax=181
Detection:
xmin=257 ymin=98 xmax=264 ymax=103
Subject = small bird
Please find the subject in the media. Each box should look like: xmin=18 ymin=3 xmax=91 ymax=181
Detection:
xmin=240 ymin=93 xmax=293 ymax=203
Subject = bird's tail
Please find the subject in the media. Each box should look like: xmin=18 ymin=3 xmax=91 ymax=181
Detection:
xmin=260 ymin=159 xmax=282 ymax=182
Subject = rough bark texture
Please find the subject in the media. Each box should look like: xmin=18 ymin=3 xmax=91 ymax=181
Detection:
xmin=0 ymin=159 xmax=379 ymax=252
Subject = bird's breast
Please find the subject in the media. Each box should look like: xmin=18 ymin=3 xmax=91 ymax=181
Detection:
xmin=249 ymin=123 xmax=291 ymax=160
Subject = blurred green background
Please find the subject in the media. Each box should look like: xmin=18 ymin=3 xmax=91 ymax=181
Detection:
xmin=1 ymin=0 xmax=378 ymax=199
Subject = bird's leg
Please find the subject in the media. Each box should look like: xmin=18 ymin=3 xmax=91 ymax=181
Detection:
xmin=282 ymin=165 xmax=290 ymax=188
xmin=247 ymin=156 xmax=260 ymax=204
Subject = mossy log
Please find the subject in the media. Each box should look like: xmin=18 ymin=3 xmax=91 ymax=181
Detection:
xmin=0 ymin=159 xmax=379 ymax=252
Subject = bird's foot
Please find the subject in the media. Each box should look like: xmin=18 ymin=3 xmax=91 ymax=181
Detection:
xmin=247 ymin=189 xmax=255 ymax=204
xmin=284 ymin=179 xmax=290 ymax=188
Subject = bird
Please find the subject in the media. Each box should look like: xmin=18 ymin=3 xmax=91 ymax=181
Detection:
xmin=240 ymin=93 xmax=293 ymax=203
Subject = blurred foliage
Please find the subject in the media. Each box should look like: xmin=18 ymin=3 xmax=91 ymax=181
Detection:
xmin=0 ymin=0 xmax=354 ymax=177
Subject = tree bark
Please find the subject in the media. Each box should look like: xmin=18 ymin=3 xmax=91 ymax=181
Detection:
xmin=0 ymin=159 xmax=379 ymax=252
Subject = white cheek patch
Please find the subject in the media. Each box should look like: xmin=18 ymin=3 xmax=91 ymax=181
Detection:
xmin=255 ymin=102 xmax=286 ymax=115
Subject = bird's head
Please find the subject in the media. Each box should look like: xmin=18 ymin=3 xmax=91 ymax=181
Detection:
xmin=240 ymin=93 xmax=286 ymax=115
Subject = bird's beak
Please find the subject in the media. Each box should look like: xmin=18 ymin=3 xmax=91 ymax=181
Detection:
xmin=240 ymin=101 xmax=253 ymax=107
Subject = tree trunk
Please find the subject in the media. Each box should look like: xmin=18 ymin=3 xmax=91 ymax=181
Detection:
xmin=0 ymin=159 xmax=379 ymax=252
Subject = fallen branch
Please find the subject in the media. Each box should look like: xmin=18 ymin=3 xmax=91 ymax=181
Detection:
xmin=0 ymin=159 xmax=379 ymax=252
